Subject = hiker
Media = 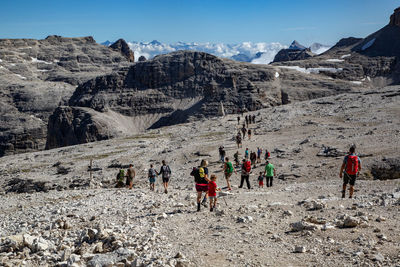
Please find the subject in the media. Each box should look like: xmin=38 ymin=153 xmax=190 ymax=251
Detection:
xmin=157 ymin=160 xmax=171 ymax=194
xmin=250 ymin=151 xmax=257 ymax=167
xmin=191 ymin=159 xmax=210 ymax=211
xmin=264 ymin=160 xmax=276 ymax=187
xmin=241 ymin=125 xmax=247 ymax=139
xmin=339 ymin=146 xmax=361 ymax=198
xmin=239 ymin=158 xmax=251 ymax=189
xmin=258 ymin=172 xmax=264 ymax=188
xmin=234 ymin=151 xmax=240 ymax=167
xmin=208 ymin=174 xmax=220 ymax=211
xmin=237 ymin=116 xmax=240 ymax=125
xmin=223 ymin=157 xmax=237 ymax=190
xmin=264 ymin=149 xmax=270 ymax=160
xmin=252 ymin=114 xmax=256 ymax=124
xmin=219 ymin=146 xmax=226 ymax=164
xmin=126 ymin=164 xmax=135 ymax=189
xmin=116 ymin=169 xmax=125 ymax=188
xmin=245 ymin=115 xmax=249 ymax=126
xmin=244 ymin=148 xmax=249 ymax=159
xmin=148 ymin=164 xmax=157 ymax=191
xmin=236 ymin=133 xmax=242 ymax=148
xmin=257 ymin=147 xmax=262 ymax=163
xmin=248 ymin=128 xmax=252 ymax=140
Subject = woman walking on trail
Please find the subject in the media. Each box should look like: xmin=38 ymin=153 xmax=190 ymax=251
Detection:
xmin=191 ymin=159 xmax=210 ymax=212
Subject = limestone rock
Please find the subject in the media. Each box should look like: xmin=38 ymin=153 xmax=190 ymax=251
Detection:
xmin=109 ymin=39 xmax=135 ymax=62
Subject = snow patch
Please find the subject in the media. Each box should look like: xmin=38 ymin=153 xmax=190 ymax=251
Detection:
xmin=275 ymin=72 xmax=280 ymax=78
xmin=14 ymin=74 xmax=27 ymax=80
xmin=279 ymin=66 xmax=343 ymax=74
xmin=31 ymin=57 xmax=53 ymax=64
xmin=362 ymin=38 xmax=376 ymax=51
xmin=0 ymin=59 xmax=2 ymax=62
xmin=341 ymin=54 xmax=351 ymax=59
xmin=326 ymin=59 xmax=344 ymax=62
xmin=351 ymin=81 xmax=362 ymax=85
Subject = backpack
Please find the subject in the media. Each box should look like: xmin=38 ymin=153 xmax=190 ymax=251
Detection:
xmin=162 ymin=165 xmax=171 ymax=178
xmin=190 ymin=167 xmax=204 ymax=183
xmin=265 ymin=151 xmax=270 ymax=159
xmin=117 ymin=169 xmax=125 ymax=181
xmin=345 ymin=155 xmax=359 ymax=175
xmin=244 ymin=161 xmax=251 ymax=173
xmin=148 ymin=168 xmax=156 ymax=178
xmin=226 ymin=162 xmax=234 ymax=174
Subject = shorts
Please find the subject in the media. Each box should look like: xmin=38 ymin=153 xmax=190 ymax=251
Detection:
xmin=208 ymin=196 xmax=216 ymax=200
xmin=149 ymin=177 xmax=156 ymax=183
xmin=343 ymin=173 xmax=356 ymax=186
xmin=225 ymin=172 xmax=233 ymax=180
xmin=126 ymin=177 xmax=133 ymax=185
xmin=196 ymin=184 xmax=208 ymax=192
xmin=258 ymin=180 xmax=264 ymax=186
xmin=162 ymin=177 xmax=170 ymax=183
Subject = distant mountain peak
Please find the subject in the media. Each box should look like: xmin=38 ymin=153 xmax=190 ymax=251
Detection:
xmin=289 ymin=40 xmax=307 ymax=50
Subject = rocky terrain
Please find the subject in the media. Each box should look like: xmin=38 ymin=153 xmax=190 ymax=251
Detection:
xmin=273 ymin=40 xmax=315 ymax=63
xmin=0 ymin=85 xmax=399 ymax=266
xmin=46 ymin=50 xmax=363 ymax=149
xmin=0 ymin=36 xmax=133 ymax=156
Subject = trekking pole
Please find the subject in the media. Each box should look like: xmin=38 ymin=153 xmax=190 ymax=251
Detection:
xmin=89 ymin=159 xmax=93 ymax=180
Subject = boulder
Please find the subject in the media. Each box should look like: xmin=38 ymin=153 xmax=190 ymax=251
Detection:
xmin=370 ymin=157 xmax=400 ymax=180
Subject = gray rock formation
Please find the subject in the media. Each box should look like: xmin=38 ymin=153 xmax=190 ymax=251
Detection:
xmin=0 ymin=36 xmax=133 ymax=156
xmin=138 ymin=55 xmax=147 ymax=62
xmin=109 ymin=39 xmax=135 ymax=62
xmin=273 ymin=48 xmax=314 ymax=63
xmin=370 ymin=158 xmax=400 ymax=180
xmin=46 ymin=50 xmax=360 ymax=149
xmin=390 ymin=7 xmax=400 ymax=26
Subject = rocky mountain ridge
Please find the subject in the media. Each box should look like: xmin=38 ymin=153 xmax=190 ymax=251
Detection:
xmin=0 ymin=36 xmax=134 ymax=156
xmin=46 ymin=50 xmax=362 ymax=149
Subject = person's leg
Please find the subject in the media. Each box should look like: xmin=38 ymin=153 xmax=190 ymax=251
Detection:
xmin=245 ymin=175 xmax=251 ymax=189
xmin=349 ymin=175 xmax=356 ymax=198
xmin=197 ymin=191 xmax=202 ymax=211
xmin=342 ymin=173 xmax=349 ymax=198
xmin=349 ymin=186 xmax=354 ymax=198
xmin=270 ymin=177 xmax=273 ymax=187
xmin=129 ymin=180 xmax=133 ymax=189
xmin=239 ymin=175 xmax=244 ymax=188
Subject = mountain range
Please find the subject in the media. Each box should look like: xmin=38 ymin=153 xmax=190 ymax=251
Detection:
xmin=101 ymin=40 xmax=331 ymax=64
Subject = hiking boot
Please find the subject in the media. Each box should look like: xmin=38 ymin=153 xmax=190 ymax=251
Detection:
xmin=197 ymin=203 xmax=201 ymax=212
xmin=341 ymin=191 xmax=345 ymax=198
xmin=210 ymin=208 xmax=213 ymax=212
xmin=164 ymin=189 xmax=168 ymax=194
xmin=349 ymin=195 xmax=353 ymax=199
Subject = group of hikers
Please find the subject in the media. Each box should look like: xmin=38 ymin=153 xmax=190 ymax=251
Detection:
xmin=116 ymin=109 xmax=363 ymax=211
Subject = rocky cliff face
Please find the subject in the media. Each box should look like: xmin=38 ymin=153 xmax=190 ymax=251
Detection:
xmin=273 ymin=48 xmax=314 ymax=63
xmin=0 ymin=36 xmax=133 ymax=156
xmin=110 ymin=39 xmax=135 ymax=62
xmin=390 ymin=7 xmax=400 ymax=26
xmin=46 ymin=50 xmax=361 ymax=149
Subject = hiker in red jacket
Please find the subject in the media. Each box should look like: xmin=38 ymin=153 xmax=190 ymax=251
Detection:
xmin=339 ymin=146 xmax=362 ymax=198
xmin=239 ymin=159 xmax=251 ymax=189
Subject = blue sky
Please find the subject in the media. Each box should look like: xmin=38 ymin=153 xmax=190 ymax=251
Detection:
xmin=0 ymin=0 xmax=398 ymax=46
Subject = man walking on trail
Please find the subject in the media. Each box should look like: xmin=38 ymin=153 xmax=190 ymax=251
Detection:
xmin=239 ymin=158 xmax=251 ymax=189
xmin=219 ymin=146 xmax=226 ymax=164
xmin=237 ymin=116 xmax=240 ymax=125
xmin=245 ymin=115 xmax=249 ymax=127
xmin=252 ymin=114 xmax=256 ymax=124
xmin=126 ymin=164 xmax=135 ymax=189
xmin=257 ymin=147 xmax=262 ymax=163
xmin=248 ymin=128 xmax=252 ymax=140
xmin=264 ymin=160 xmax=276 ymax=187
xmin=339 ymin=146 xmax=361 ymax=198
xmin=157 ymin=160 xmax=171 ymax=194
xmin=223 ymin=157 xmax=237 ymax=190
xmin=241 ymin=125 xmax=247 ymax=139
xmin=236 ymin=133 xmax=242 ymax=148
xmin=234 ymin=151 xmax=240 ymax=167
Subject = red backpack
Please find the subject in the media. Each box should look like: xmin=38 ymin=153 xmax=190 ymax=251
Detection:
xmin=345 ymin=155 xmax=359 ymax=175
xmin=244 ymin=160 xmax=251 ymax=173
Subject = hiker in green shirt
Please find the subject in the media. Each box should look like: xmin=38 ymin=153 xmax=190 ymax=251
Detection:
xmin=223 ymin=157 xmax=237 ymax=191
xmin=264 ymin=160 xmax=276 ymax=187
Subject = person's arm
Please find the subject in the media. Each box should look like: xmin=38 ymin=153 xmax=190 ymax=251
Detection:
xmin=133 ymin=169 xmax=136 ymax=178
xmin=339 ymin=162 xmax=345 ymax=178
xmin=274 ymin=168 xmax=276 ymax=176
xmin=358 ymin=158 xmax=362 ymax=173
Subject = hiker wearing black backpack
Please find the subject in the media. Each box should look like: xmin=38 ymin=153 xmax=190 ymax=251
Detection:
xmin=223 ymin=157 xmax=237 ymax=191
xmin=148 ymin=164 xmax=157 ymax=191
xmin=239 ymin=158 xmax=252 ymax=189
xmin=157 ymin=160 xmax=171 ymax=194
xmin=339 ymin=146 xmax=362 ymax=198
xmin=236 ymin=133 xmax=242 ymax=148
xmin=190 ymin=159 xmax=210 ymax=212
xmin=241 ymin=125 xmax=247 ymax=139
